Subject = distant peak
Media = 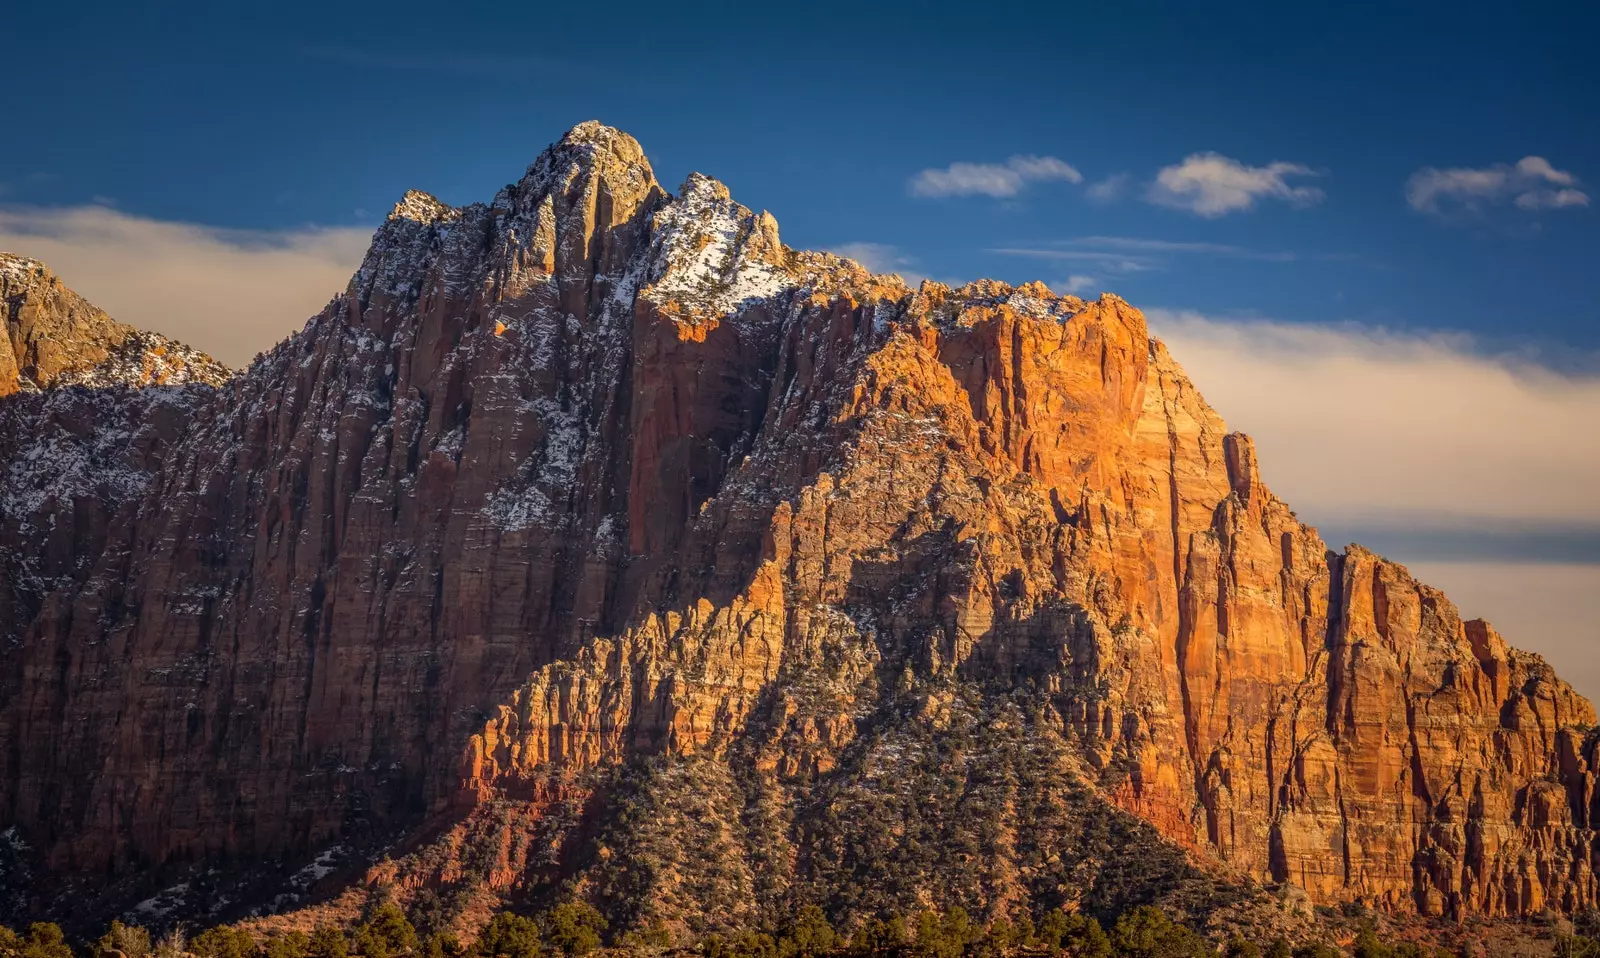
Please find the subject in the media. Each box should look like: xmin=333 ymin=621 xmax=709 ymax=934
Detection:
xmin=387 ymin=190 xmax=458 ymax=225
xmin=0 ymin=252 xmax=53 ymax=284
xmin=679 ymin=172 xmax=732 ymax=203
xmin=512 ymin=121 xmax=657 ymax=203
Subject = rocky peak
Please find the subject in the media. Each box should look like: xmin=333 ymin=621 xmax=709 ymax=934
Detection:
xmin=0 ymin=252 xmax=229 ymax=396
xmin=2 ymin=122 xmax=1597 ymax=938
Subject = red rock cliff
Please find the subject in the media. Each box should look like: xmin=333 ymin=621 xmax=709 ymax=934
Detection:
xmin=0 ymin=123 xmax=1594 ymax=929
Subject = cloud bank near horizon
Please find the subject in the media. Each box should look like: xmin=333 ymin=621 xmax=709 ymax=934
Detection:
xmin=0 ymin=204 xmax=371 ymax=367
xmin=1149 ymin=309 xmax=1600 ymax=526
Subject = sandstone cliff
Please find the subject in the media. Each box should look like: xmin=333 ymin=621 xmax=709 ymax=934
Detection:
xmin=0 ymin=123 xmax=1594 ymax=935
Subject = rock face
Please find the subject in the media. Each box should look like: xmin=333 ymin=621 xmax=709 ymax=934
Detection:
xmin=0 ymin=254 xmax=229 ymax=395
xmin=1 ymin=123 xmax=1596 ymax=933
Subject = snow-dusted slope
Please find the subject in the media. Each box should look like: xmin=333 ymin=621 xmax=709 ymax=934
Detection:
xmin=0 ymin=253 xmax=230 ymax=395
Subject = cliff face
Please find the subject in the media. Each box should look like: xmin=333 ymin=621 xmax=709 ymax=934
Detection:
xmin=0 ymin=123 xmax=1595 ymax=932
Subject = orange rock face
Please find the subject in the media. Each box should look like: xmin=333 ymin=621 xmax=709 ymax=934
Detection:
xmin=0 ymin=123 xmax=1595 ymax=929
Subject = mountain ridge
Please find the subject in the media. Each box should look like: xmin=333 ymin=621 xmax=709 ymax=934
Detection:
xmin=0 ymin=122 xmax=1595 ymax=941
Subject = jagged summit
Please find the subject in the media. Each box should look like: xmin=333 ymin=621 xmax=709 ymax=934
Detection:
xmin=0 ymin=252 xmax=230 ymax=395
xmin=1 ymin=122 xmax=1594 ymax=941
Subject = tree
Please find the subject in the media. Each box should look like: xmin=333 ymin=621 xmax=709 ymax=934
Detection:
xmin=96 ymin=921 xmax=154 ymax=958
xmin=848 ymin=917 xmax=908 ymax=957
xmin=192 ymin=926 xmax=260 ymax=958
xmin=542 ymin=904 xmax=606 ymax=957
xmin=780 ymin=907 xmax=836 ymax=958
xmin=356 ymin=904 xmax=419 ymax=958
xmin=1352 ymin=928 xmax=1393 ymax=958
xmin=15 ymin=924 xmax=75 ymax=958
xmin=308 ymin=927 xmax=350 ymax=958
xmin=1290 ymin=945 xmax=1341 ymax=958
xmin=475 ymin=914 xmax=539 ymax=958
xmin=1224 ymin=938 xmax=1261 ymax=958
xmin=913 ymin=909 xmax=978 ymax=958
xmin=154 ymin=928 xmax=189 ymax=958
xmin=1108 ymin=908 xmax=1208 ymax=958
xmin=264 ymin=932 xmax=311 ymax=958
xmin=1265 ymin=940 xmax=1292 ymax=958
xmin=422 ymin=935 xmax=462 ymax=958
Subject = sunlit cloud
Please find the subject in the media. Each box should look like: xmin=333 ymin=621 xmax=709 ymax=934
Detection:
xmin=0 ymin=204 xmax=370 ymax=366
xmin=1148 ymin=309 xmax=1600 ymax=526
xmin=1150 ymin=308 xmax=1600 ymax=698
xmin=909 ymin=155 xmax=1082 ymax=198
xmin=828 ymin=242 xmax=927 ymax=285
xmin=1406 ymin=155 xmax=1590 ymax=215
xmin=1146 ymin=153 xmax=1323 ymax=216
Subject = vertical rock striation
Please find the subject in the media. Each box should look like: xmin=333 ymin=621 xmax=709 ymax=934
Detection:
xmin=0 ymin=123 xmax=1595 ymax=929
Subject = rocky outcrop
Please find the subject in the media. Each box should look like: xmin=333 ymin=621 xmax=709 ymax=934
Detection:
xmin=0 ymin=254 xmax=229 ymax=395
xmin=0 ymin=122 xmax=1595 ymax=933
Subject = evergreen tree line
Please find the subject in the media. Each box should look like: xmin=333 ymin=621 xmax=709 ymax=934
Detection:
xmin=3 ymin=901 xmax=1594 ymax=958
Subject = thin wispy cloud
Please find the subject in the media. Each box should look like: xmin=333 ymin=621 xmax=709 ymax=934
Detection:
xmin=1149 ymin=309 xmax=1600 ymax=526
xmin=989 ymin=248 xmax=1156 ymax=273
xmin=829 ymin=242 xmax=927 ymax=284
xmin=1147 ymin=153 xmax=1323 ymax=217
xmin=1085 ymin=173 xmax=1132 ymax=203
xmin=991 ymin=235 xmax=1305 ymax=273
xmin=1068 ymin=235 xmax=1298 ymax=261
xmin=1406 ymin=156 xmax=1590 ymax=216
xmin=0 ymin=205 xmax=370 ymax=366
xmin=909 ymin=155 xmax=1082 ymax=198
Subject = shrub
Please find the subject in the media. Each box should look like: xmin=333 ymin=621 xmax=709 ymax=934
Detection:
xmin=308 ymin=926 xmax=350 ymax=958
xmin=780 ymin=907 xmax=837 ymax=958
xmin=541 ymin=904 xmax=606 ymax=957
xmin=192 ymin=926 xmax=260 ymax=958
xmin=475 ymin=914 xmax=540 ymax=958
xmin=264 ymin=932 xmax=311 ymax=958
xmin=356 ymin=904 xmax=419 ymax=958
xmin=96 ymin=921 xmax=154 ymax=958
xmin=1108 ymin=907 xmax=1209 ymax=958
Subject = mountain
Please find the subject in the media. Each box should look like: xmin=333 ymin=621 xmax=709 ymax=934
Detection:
xmin=1 ymin=123 xmax=1596 ymax=943
xmin=1 ymin=253 xmax=229 ymax=394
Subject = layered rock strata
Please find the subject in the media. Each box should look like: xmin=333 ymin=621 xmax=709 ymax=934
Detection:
xmin=0 ymin=123 xmax=1594 ymax=929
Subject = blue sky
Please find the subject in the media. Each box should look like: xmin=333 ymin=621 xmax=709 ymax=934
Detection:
xmin=4 ymin=0 xmax=1598 ymax=355
xmin=2 ymin=0 xmax=1597 ymax=688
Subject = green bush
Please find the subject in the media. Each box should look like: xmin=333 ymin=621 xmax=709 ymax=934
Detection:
xmin=475 ymin=914 xmax=540 ymax=958
xmin=1108 ymin=907 xmax=1209 ymax=958
xmin=192 ymin=926 xmax=260 ymax=958
xmin=541 ymin=904 xmax=606 ymax=957
xmin=779 ymin=906 xmax=836 ymax=958
xmin=356 ymin=904 xmax=419 ymax=958
xmin=6 ymin=924 xmax=75 ymax=958
xmin=847 ymin=917 xmax=908 ymax=957
xmin=95 ymin=921 xmax=155 ymax=958
xmin=308 ymin=926 xmax=350 ymax=958
xmin=263 ymin=932 xmax=311 ymax=958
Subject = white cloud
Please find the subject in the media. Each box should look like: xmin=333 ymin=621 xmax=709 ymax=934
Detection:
xmin=0 ymin=205 xmax=370 ymax=366
xmin=990 ymin=248 xmax=1156 ymax=273
xmin=828 ymin=242 xmax=927 ymax=285
xmin=1086 ymin=173 xmax=1132 ymax=202
xmin=1406 ymin=155 xmax=1590 ymax=215
xmin=1059 ymin=275 xmax=1096 ymax=294
xmin=1148 ymin=309 xmax=1600 ymax=525
xmin=1147 ymin=153 xmax=1323 ymax=217
xmin=909 ymin=155 xmax=1082 ymax=198
xmin=1151 ymin=309 xmax=1600 ymax=698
